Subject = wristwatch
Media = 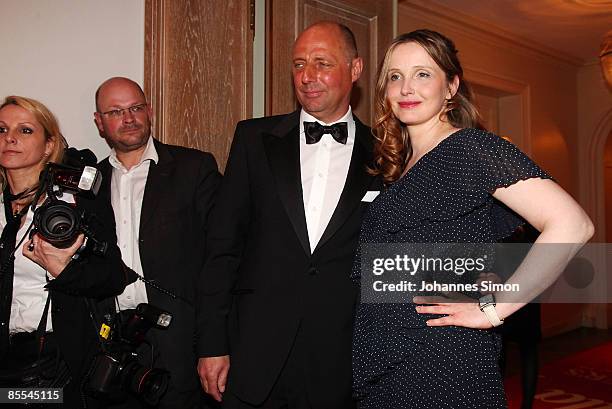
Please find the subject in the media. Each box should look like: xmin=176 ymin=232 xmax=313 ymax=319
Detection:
xmin=478 ymin=294 xmax=504 ymax=327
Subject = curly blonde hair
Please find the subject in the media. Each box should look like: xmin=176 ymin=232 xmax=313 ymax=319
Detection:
xmin=370 ymin=29 xmax=482 ymax=184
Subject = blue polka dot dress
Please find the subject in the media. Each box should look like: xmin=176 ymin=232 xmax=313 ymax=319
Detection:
xmin=351 ymin=128 xmax=552 ymax=409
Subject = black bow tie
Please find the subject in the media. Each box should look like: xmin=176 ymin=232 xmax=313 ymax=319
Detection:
xmin=304 ymin=121 xmax=348 ymax=145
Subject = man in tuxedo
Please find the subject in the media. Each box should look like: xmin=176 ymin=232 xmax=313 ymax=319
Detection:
xmin=197 ymin=22 xmax=380 ymax=408
xmin=93 ymin=77 xmax=221 ymax=408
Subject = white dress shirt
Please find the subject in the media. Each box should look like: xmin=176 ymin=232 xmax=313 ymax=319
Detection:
xmin=109 ymin=136 xmax=158 ymax=311
xmin=299 ymin=108 xmax=355 ymax=253
xmin=2 ymin=192 xmax=75 ymax=333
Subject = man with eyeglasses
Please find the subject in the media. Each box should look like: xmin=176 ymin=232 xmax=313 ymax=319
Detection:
xmin=93 ymin=77 xmax=221 ymax=409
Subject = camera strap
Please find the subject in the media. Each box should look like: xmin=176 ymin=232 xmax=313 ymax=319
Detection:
xmin=35 ymin=292 xmax=52 ymax=358
xmin=1 ymin=187 xmax=55 ymax=360
xmin=133 ymin=274 xmax=193 ymax=307
xmin=0 ymin=188 xmax=24 ymax=356
xmin=83 ymin=297 xmax=107 ymax=347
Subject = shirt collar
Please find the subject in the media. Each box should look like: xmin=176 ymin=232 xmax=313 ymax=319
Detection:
xmin=109 ymin=136 xmax=158 ymax=172
xmin=300 ymin=107 xmax=353 ymax=126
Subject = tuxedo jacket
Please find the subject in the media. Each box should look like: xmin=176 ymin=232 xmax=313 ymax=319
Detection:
xmin=98 ymin=139 xmax=221 ymax=407
xmin=197 ymin=111 xmax=382 ymax=407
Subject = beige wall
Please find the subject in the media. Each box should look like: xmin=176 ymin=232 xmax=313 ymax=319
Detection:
xmin=0 ymin=0 xmax=144 ymax=160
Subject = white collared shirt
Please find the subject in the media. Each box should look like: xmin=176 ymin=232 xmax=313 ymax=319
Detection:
xmin=2 ymin=192 xmax=75 ymax=333
xmin=109 ymin=136 xmax=158 ymax=311
xmin=299 ymin=108 xmax=355 ymax=253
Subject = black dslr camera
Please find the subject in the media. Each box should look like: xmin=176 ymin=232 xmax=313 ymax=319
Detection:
xmin=87 ymin=303 xmax=172 ymax=405
xmin=31 ymin=148 xmax=106 ymax=255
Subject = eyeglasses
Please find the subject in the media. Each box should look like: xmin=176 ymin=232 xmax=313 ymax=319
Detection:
xmin=100 ymin=103 xmax=147 ymax=118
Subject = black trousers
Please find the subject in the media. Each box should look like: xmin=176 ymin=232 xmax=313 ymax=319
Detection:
xmin=222 ymin=328 xmax=312 ymax=409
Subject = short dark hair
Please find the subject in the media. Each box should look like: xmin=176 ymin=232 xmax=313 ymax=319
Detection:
xmin=302 ymin=21 xmax=358 ymax=62
xmin=338 ymin=23 xmax=358 ymax=60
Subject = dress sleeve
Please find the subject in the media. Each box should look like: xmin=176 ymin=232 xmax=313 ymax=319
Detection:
xmin=468 ymin=130 xmax=552 ymax=193
xmin=466 ymin=129 xmax=553 ymax=239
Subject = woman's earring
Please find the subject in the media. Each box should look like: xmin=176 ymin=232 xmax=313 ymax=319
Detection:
xmin=445 ymin=97 xmax=453 ymax=111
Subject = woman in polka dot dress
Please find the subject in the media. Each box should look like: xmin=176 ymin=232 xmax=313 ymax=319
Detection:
xmin=351 ymin=30 xmax=594 ymax=409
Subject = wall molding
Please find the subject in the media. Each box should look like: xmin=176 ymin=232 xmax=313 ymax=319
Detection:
xmin=144 ymin=0 xmax=165 ymax=142
xmin=582 ymin=107 xmax=612 ymax=243
xmin=579 ymin=107 xmax=611 ymax=329
xmin=464 ymin=67 xmax=531 ymax=154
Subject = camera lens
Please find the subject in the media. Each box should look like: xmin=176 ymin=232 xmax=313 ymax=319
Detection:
xmin=33 ymin=201 xmax=81 ymax=248
xmin=47 ymin=213 xmax=72 ymax=234
xmin=123 ymin=362 xmax=169 ymax=406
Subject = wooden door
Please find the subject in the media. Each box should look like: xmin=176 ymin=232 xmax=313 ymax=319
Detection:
xmin=145 ymin=0 xmax=253 ymax=170
xmin=266 ymin=0 xmax=394 ymax=125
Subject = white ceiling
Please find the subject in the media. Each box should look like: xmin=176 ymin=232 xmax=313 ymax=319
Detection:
xmin=406 ymin=0 xmax=612 ymax=64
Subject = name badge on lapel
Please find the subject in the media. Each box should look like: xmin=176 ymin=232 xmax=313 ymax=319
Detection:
xmin=361 ymin=191 xmax=380 ymax=203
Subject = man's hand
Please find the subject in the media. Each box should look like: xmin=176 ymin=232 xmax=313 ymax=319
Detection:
xmin=23 ymin=233 xmax=85 ymax=277
xmin=198 ymin=355 xmax=230 ymax=402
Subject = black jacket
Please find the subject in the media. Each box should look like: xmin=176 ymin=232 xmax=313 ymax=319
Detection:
xmin=196 ymin=111 xmax=382 ymax=407
xmin=98 ymin=139 xmax=221 ymax=408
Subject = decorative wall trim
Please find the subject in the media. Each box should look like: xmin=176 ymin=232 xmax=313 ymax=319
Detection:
xmin=144 ymin=0 xmax=165 ymax=142
xmin=579 ymin=108 xmax=611 ymax=329
xmin=464 ymin=67 xmax=531 ymax=154
xmin=583 ymin=107 xmax=612 ymax=243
